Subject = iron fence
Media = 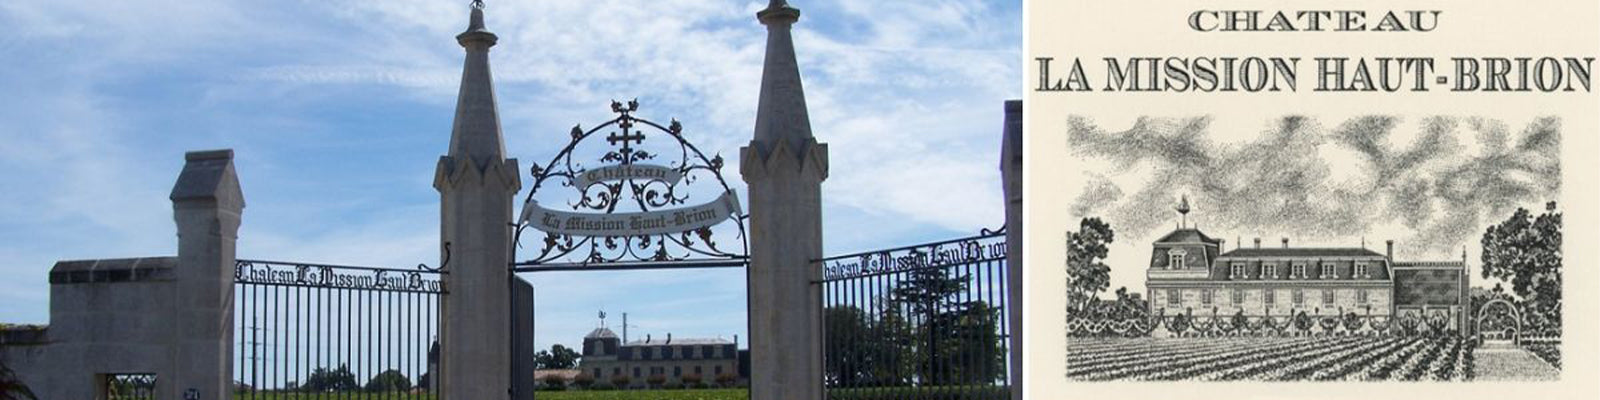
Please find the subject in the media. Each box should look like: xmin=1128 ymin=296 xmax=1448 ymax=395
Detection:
xmin=233 ymin=259 xmax=444 ymax=398
xmin=818 ymin=230 xmax=1011 ymax=400
xmin=103 ymin=374 xmax=156 ymax=400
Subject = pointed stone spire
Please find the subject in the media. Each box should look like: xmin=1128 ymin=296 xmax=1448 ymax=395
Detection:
xmin=751 ymin=0 xmax=813 ymax=157
xmin=448 ymin=0 xmax=506 ymax=167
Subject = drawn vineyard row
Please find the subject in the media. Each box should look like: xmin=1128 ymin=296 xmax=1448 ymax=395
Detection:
xmin=1066 ymin=337 xmax=1476 ymax=381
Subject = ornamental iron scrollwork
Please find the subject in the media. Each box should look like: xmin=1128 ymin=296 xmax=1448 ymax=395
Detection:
xmin=512 ymin=100 xmax=748 ymax=270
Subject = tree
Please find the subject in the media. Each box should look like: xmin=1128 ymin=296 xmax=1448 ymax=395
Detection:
xmin=1066 ymin=217 xmax=1114 ymax=315
xmin=302 ymin=364 xmax=359 ymax=392
xmin=0 ymin=362 xmax=37 ymax=400
xmin=609 ymin=374 xmax=630 ymax=389
xmin=1481 ymin=201 xmax=1562 ymax=333
xmin=824 ymin=306 xmax=872 ymax=386
xmin=534 ymin=344 xmax=582 ymax=369
xmin=363 ymin=369 xmax=411 ymax=393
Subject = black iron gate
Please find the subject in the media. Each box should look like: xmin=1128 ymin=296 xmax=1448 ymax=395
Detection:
xmin=818 ymin=229 xmax=1011 ymax=400
xmin=233 ymin=259 xmax=444 ymax=398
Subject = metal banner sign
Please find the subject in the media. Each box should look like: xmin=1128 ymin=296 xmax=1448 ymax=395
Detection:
xmin=822 ymin=232 xmax=1007 ymax=281
xmin=514 ymin=100 xmax=749 ymax=270
xmin=234 ymin=260 xmax=444 ymax=293
xmin=527 ymin=190 xmax=741 ymax=236
xmin=573 ymin=164 xmax=683 ymax=187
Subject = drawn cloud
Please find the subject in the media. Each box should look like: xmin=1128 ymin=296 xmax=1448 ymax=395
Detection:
xmin=1067 ymin=115 xmax=1561 ymax=257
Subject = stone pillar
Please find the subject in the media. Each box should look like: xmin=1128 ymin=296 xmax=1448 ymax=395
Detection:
xmin=741 ymin=2 xmax=827 ymax=399
xmin=999 ymin=101 xmax=1023 ymax=400
xmin=435 ymin=4 xmax=520 ymax=399
xmin=510 ymin=277 xmax=536 ymax=400
xmin=169 ymin=149 xmax=244 ymax=400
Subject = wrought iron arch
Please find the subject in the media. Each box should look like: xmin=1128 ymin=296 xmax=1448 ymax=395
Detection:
xmin=511 ymin=100 xmax=749 ymax=272
xmin=1476 ymin=298 xmax=1522 ymax=344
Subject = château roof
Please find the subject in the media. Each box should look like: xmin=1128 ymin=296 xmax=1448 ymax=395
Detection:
xmin=624 ymin=337 xmax=734 ymax=347
xmin=584 ymin=327 xmax=618 ymax=340
xmin=1219 ymin=247 xmax=1386 ymax=258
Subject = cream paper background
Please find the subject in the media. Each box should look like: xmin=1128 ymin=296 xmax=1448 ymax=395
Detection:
xmin=1025 ymin=0 xmax=1598 ymax=398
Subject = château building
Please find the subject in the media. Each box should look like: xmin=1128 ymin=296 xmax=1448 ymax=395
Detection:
xmin=577 ymin=324 xmax=743 ymax=388
xmin=1144 ymin=198 xmax=1469 ymax=335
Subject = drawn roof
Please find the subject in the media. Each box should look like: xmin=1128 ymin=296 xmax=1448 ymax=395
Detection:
xmin=1218 ymin=247 xmax=1385 ymax=258
xmin=1156 ymin=229 xmax=1221 ymax=244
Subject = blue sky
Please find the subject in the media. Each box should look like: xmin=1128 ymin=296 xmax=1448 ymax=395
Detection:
xmin=0 ymin=0 xmax=1020 ymax=353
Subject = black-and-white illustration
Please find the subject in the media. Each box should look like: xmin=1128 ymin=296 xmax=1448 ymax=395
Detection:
xmin=1062 ymin=115 xmax=1563 ymax=381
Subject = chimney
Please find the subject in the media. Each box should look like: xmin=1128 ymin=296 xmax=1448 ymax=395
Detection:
xmin=1282 ymin=237 xmax=1289 ymax=248
xmin=1386 ymin=240 xmax=1395 ymax=260
xmin=1253 ymin=238 xmax=1261 ymax=249
xmin=666 ymin=333 xmax=672 ymax=344
xmin=734 ymin=334 xmax=739 ymax=347
xmin=646 ymin=334 xmax=652 ymax=343
xmin=1218 ymin=239 xmax=1226 ymax=251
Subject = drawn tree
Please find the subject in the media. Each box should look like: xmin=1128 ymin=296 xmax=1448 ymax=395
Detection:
xmin=1065 ymin=217 xmax=1114 ymax=315
xmin=1480 ymin=201 xmax=1562 ymax=334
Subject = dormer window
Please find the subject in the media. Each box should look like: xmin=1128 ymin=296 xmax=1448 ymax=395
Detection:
xmin=1291 ymin=263 xmax=1306 ymax=279
xmin=1354 ymin=262 xmax=1370 ymax=279
xmin=1230 ymin=263 xmax=1247 ymax=279
xmin=1262 ymin=263 xmax=1278 ymax=279
xmin=1320 ymin=263 xmax=1337 ymax=279
xmin=1167 ymin=249 xmax=1187 ymax=270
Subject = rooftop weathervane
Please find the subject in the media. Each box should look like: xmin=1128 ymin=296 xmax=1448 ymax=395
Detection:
xmin=1176 ymin=194 xmax=1191 ymax=228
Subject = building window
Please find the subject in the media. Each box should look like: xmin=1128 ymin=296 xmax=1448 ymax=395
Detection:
xmin=1167 ymin=289 xmax=1180 ymax=305
xmin=1230 ymin=263 xmax=1246 ymax=279
xmin=634 ymin=367 xmax=641 ymax=378
xmin=1358 ymin=289 xmax=1369 ymax=303
xmin=643 ymin=348 xmax=653 ymax=360
xmin=1231 ymin=289 xmax=1244 ymax=304
xmin=1292 ymin=263 xmax=1306 ymax=279
xmin=1322 ymin=289 xmax=1335 ymax=304
xmin=1321 ymin=263 xmax=1337 ymax=279
xmin=614 ymin=367 xmax=621 ymax=377
xmin=1201 ymin=289 xmax=1213 ymax=305
xmin=1262 ymin=263 xmax=1277 ymax=279
xmin=1168 ymin=249 xmax=1186 ymax=269
xmin=674 ymin=366 xmax=682 ymax=377
xmin=594 ymin=368 xmax=601 ymax=378
xmin=715 ymin=365 xmax=723 ymax=375
xmin=664 ymin=346 xmax=674 ymax=359
xmin=1355 ymin=263 xmax=1369 ymax=278
xmin=695 ymin=366 xmax=703 ymax=374
xmin=1264 ymin=289 xmax=1275 ymax=305
xmin=1293 ymin=289 xmax=1305 ymax=305
xmin=703 ymin=345 xmax=714 ymax=358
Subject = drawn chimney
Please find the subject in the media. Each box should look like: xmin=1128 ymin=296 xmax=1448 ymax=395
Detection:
xmin=1386 ymin=240 xmax=1395 ymax=260
xmin=1218 ymin=239 xmax=1226 ymax=251
xmin=1282 ymin=237 xmax=1289 ymax=248
xmin=1253 ymin=238 xmax=1261 ymax=249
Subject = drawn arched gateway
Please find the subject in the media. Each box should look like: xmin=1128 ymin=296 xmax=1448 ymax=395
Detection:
xmin=1476 ymin=298 xmax=1521 ymax=344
